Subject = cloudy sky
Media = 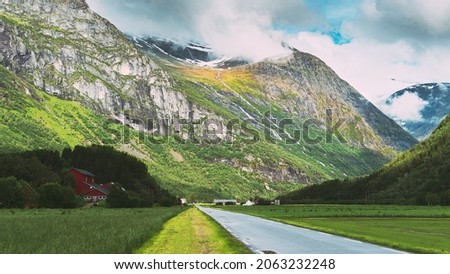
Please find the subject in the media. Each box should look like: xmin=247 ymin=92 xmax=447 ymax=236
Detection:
xmin=86 ymin=0 xmax=450 ymax=110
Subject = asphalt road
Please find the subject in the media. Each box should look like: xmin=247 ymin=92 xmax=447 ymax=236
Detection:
xmin=199 ymin=207 xmax=404 ymax=254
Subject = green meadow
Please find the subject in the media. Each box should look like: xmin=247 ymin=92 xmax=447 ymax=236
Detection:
xmin=219 ymin=205 xmax=450 ymax=254
xmin=0 ymin=207 xmax=184 ymax=254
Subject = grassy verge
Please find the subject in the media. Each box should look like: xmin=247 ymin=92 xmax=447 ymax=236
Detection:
xmin=217 ymin=205 xmax=450 ymax=254
xmin=136 ymin=207 xmax=252 ymax=254
xmin=276 ymin=218 xmax=450 ymax=254
xmin=0 ymin=207 xmax=185 ymax=254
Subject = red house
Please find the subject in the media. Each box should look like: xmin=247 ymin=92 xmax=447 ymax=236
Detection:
xmin=70 ymin=168 xmax=111 ymax=203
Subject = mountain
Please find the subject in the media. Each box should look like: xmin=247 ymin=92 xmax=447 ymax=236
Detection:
xmin=381 ymin=83 xmax=450 ymax=140
xmin=281 ymin=115 xmax=450 ymax=205
xmin=130 ymin=36 xmax=248 ymax=68
xmin=245 ymin=50 xmax=417 ymax=151
xmin=0 ymin=0 xmax=417 ymax=200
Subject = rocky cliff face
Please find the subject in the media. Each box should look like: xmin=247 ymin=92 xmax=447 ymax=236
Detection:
xmin=248 ymin=50 xmax=418 ymax=151
xmin=0 ymin=0 xmax=220 ymax=135
xmin=0 ymin=0 xmax=314 ymax=189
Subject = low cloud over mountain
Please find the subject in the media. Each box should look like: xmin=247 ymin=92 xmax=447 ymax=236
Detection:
xmin=87 ymin=0 xmax=450 ymax=102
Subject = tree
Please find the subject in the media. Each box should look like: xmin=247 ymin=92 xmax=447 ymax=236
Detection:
xmin=38 ymin=183 xmax=77 ymax=208
xmin=59 ymin=170 xmax=76 ymax=189
xmin=106 ymin=184 xmax=130 ymax=208
xmin=0 ymin=177 xmax=24 ymax=208
xmin=159 ymin=197 xmax=176 ymax=207
xmin=425 ymin=193 xmax=440 ymax=206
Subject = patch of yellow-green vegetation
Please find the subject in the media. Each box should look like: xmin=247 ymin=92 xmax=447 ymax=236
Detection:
xmin=220 ymin=68 xmax=261 ymax=96
xmin=220 ymin=205 xmax=450 ymax=254
xmin=176 ymin=66 xmax=261 ymax=97
xmin=172 ymin=75 xmax=236 ymax=120
xmin=178 ymin=67 xmax=220 ymax=87
xmin=136 ymin=207 xmax=251 ymax=254
xmin=0 ymin=12 xmax=30 ymax=28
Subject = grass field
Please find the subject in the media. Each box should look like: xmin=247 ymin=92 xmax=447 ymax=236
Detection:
xmin=0 ymin=207 xmax=185 ymax=254
xmin=136 ymin=207 xmax=251 ymax=254
xmin=218 ymin=205 xmax=450 ymax=254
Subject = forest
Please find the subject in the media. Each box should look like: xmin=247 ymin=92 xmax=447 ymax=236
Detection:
xmin=0 ymin=145 xmax=176 ymax=208
xmin=280 ymin=116 xmax=450 ymax=205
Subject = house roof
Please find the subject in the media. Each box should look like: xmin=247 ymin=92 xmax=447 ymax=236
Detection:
xmin=72 ymin=168 xmax=96 ymax=178
xmin=85 ymin=182 xmax=110 ymax=195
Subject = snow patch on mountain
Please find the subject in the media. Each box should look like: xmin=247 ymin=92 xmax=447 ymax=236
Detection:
xmin=380 ymin=83 xmax=450 ymax=140
xmin=130 ymin=35 xmax=249 ymax=68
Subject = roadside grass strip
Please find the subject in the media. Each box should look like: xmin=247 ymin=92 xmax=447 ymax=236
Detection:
xmin=136 ymin=207 xmax=251 ymax=254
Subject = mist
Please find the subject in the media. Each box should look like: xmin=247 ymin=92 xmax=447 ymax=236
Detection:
xmin=85 ymin=0 xmax=321 ymax=62
xmin=85 ymin=0 xmax=450 ymax=100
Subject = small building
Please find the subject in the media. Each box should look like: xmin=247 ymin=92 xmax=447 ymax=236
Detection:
xmin=70 ymin=168 xmax=111 ymax=203
xmin=213 ymin=199 xmax=237 ymax=205
xmin=243 ymin=200 xmax=255 ymax=206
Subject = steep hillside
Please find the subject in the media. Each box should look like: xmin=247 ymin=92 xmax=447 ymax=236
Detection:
xmin=382 ymin=83 xmax=450 ymax=140
xmin=249 ymin=51 xmax=418 ymax=151
xmin=0 ymin=0 xmax=417 ymax=200
xmin=281 ymin=115 xmax=450 ymax=205
xmin=0 ymin=64 xmax=301 ymax=200
xmin=0 ymin=64 xmax=117 ymax=152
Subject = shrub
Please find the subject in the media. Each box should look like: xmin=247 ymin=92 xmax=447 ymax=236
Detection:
xmin=38 ymin=183 xmax=77 ymax=208
xmin=159 ymin=197 xmax=176 ymax=207
xmin=0 ymin=177 xmax=24 ymax=208
xmin=106 ymin=184 xmax=130 ymax=208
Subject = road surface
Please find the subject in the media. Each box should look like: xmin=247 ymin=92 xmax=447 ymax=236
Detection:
xmin=199 ymin=207 xmax=404 ymax=254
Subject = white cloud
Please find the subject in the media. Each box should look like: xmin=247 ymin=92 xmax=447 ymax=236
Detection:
xmin=195 ymin=1 xmax=292 ymax=61
xmin=287 ymin=32 xmax=450 ymax=103
xmin=352 ymin=0 xmax=450 ymax=45
xmin=86 ymin=0 xmax=450 ymax=104
xmin=380 ymin=92 xmax=428 ymax=121
xmin=86 ymin=0 xmax=318 ymax=62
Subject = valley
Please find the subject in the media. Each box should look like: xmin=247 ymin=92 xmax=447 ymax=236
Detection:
xmin=0 ymin=0 xmax=418 ymax=200
xmin=0 ymin=0 xmax=449 ymax=256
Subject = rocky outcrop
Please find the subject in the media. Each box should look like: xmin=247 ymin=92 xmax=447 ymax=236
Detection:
xmin=209 ymin=157 xmax=312 ymax=184
xmin=247 ymin=51 xmax=418 ymax=151
xmin=0 ymin=0 xmax=220 ymax=134
xmin=0 ymin=0 xmax=315 ymax=187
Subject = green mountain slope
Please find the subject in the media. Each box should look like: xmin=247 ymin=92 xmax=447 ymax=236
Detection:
xmin=0 ymin=64 xmax=303 ymax=200
xmin=0 ymin=0 xmax=418 ymax=201
xmin=281 ymin=115 xmax=450 ymax=205
xmin=0 ymin=64 xmax=116 ymax=152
